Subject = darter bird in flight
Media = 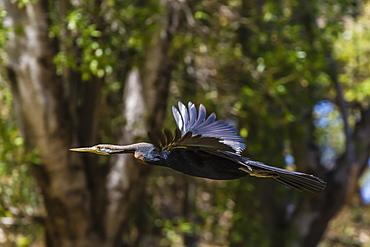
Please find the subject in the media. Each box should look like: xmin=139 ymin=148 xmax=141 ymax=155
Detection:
xmin=70 ymin=102 xmax=327 ymax=192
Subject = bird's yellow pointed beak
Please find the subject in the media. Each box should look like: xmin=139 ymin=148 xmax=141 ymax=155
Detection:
xmin=70 ymin=146 xmax=99 ymax=154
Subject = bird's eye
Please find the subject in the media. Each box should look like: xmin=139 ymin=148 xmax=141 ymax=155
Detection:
xmin=94 ymin=146 xmax=105 ymax=153
xmin=95 ymin=146 xmax=110 ymax=155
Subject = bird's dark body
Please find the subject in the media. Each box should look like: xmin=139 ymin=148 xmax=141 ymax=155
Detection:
xmin=152 ymin=149 xmax=247 ymax=180
xmin=71 ymin=102 xmax=327 ymax=192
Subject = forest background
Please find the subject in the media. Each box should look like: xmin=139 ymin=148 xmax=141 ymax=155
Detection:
xmin=0 ymin=0 xmax=370 ymax=246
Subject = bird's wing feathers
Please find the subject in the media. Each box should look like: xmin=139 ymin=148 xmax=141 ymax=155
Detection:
xmin=172 ymin=133 xmax=235 ymax=151
xmin=148 ymin=128 xmax=235 ymax=152
xmin=171 ymin=102 xmax=246 ymax=153
xmin=148 ymin=128 xmax=180 ymax=150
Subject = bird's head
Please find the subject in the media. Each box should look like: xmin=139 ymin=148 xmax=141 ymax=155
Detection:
xmin=70 ymin=144 xmax=119 ymax=155
xmin=70 ymin=143 xmax=154 ymax=155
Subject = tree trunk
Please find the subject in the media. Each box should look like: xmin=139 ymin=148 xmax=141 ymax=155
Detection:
xmin=2 ymin=0 xmax=174 ymax=246
xmin=103 ymin=0 xmax=178 ymax=244
xmin=3 ymin=1 xmax=99 ymax=246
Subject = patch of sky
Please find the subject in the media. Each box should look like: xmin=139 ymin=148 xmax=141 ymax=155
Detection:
xmin=284 ymin=154 xmax=295 ymax=166
xmin=313 ymin=100 xmax=345 ymax=169
xmin=313 ymin=100 xmax=336 ymax=128
xmin=360 ymin=159 xmax=370 ymax=204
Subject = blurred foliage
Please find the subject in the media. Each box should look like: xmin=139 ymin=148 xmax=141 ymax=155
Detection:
xmin=0 ymin=0 xmax=370 ymax=246
xmin=0 ymin=76 xmax=43 ymax=246
xmin=334 ymin=3 xmax=370 ymax=107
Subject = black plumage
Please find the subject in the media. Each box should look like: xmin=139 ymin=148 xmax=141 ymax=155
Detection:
xmin=70 ymin=102 xmax=326 ymax=192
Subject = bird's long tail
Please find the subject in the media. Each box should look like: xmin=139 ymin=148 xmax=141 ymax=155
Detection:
xmin=238 ymin=158 xmax=327 ymax=193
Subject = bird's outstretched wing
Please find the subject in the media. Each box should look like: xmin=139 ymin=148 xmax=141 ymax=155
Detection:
xmin=171 ymin=102 xmax=246 ymax=154
xmin=148 ymin=128 xmax=235 ymax=152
